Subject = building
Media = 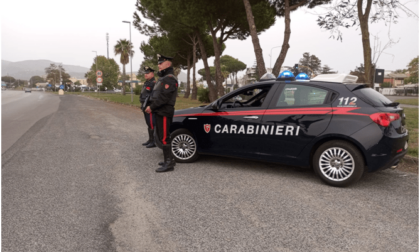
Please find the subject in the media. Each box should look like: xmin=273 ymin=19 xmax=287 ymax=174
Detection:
xmin=384 ymin=73 xmax=409 ymax=87
xmin=69 ymin=77 xmax=88 ymax=85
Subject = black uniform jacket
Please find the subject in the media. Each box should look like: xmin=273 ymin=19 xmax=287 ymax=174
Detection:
xmin=150 ymin=67 xmax=178 ymax=117
xmin=140 ymin=78 xmax=156 ymax=105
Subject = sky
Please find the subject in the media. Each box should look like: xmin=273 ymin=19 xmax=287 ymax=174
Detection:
xmin=1 ymin=0 xmax=419 ymax=79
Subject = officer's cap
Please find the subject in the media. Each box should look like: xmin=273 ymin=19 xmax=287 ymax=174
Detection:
xmin=143 ymin=66 xmax=155 ymax=74
xmin=157 ymin=54 xmax=173 ymax=64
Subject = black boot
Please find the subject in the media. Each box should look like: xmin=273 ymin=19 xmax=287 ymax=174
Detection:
xmin=156 ymin=145 xmax=175 ymax=172
xmin=142 ymin=129 xmax=153 ymax=146
xmin=146 ymin=129 xmax=156 ymax=148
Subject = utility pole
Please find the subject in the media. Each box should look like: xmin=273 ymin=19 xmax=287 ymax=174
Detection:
xmin=106 ymin=33 xmax=109 ymax=59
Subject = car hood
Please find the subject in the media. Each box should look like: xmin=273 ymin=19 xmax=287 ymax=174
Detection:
xmin=174 ymin=106 xmax=207 ymax=117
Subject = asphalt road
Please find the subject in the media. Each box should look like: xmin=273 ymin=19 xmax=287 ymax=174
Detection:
xmin=2 ymin=90 xmax=60 ymax=153
xmin=2 ymin=93 xmax=418 ymax=251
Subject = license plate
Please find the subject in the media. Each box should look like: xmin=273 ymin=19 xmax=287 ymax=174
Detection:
xmin=404 ymin=141 xmax=408 ymax=150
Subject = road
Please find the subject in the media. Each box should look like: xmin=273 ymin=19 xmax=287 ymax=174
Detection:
xmin=2 ymin=93 xmax=418 ymax=251
xmin=2 ymin=90 xmax=60 ymax=153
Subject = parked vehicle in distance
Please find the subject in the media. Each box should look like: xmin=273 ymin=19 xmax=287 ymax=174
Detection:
xmin=24 ymin=88 xmax=31 ymax=93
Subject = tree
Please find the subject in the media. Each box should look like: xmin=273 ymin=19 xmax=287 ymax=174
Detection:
xmin=243 ymin=0 xmax=273 ymax=78
xmin=321 ymin=65 xmax=335 ymax=74
xmin=220 ymin=55 xmax=247 ymax=88
xmin=2 ymin=76 xmax=16 ymax=85
xmin=317 ymin=0 xmax=417 ymax=87
xmin=349 ymin=64 xmax=366 ymax=83
xmin=271 ymin=0 xmax=331 ymax=76
xmin=74 ymin=80 xmax=82 ymax=86
xmin=85 ymin=56 xmax=120 ymax=91
xmin=298 ymin=52 xmax=322 ymax=76
xmin=114 ymin=39 xmax=134 ymax=95
xmin=29 ymin=76 xmax=45 ymax=86
xmin=204 ymin=0 xmax=275 ymax=96
xmin=45 ymin=63 xmax=71 ymax=86
xmin=133 ymin=0 xmax=273 ymax=99
xmin=406 ymin=56 xmax=419 ymax=84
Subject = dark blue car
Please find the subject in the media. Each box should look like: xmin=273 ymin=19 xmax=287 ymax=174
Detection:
xmin=158 ymin=73 xmax=408 ymax=187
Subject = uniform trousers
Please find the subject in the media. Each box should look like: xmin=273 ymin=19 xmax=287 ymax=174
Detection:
xmin=144 ymin=111 xmax=156 ymax=130
xmin=155 ymin=114 xmax=173 ymax=145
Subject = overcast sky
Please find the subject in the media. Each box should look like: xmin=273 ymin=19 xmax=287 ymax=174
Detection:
xmin=1 ymin=0 xmax=419 ymax=78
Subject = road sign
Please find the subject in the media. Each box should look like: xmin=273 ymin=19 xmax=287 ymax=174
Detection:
xmin=59 ymin=85 xmax=64 ymax=89
xmin=97 ymin=83 xmax=103 ymax=86
xmin=96 ymin=70 xmax=103 ymax=77
xmin=96 ymin=77 xmax=103 ymax=83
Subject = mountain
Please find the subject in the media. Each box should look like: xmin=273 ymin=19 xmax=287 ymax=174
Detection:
xmin=1 ymin=59 xmax=90 ymax=80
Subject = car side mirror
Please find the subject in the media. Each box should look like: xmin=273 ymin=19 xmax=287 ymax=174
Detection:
xmin=212 ymin=100 xmax=221 ymax=110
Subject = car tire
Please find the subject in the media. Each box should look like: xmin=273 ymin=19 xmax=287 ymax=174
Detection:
xmin=313 ymin=140 xmax=364 ymax=187
xmin=170 ymin=129 xmax=199 ymax=163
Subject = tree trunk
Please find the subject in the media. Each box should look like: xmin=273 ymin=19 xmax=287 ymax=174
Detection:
xmin=184 ymin=54 xmax=191 ymax=98
xmin=191 ymin=40 xmax=198 ymax=100
xmin=272 ymin=0 xmax=292 ymax=77
xmin=243 ymin=0 xmax=267 ymax=78
xmin=236 ymin=72 xmax=238 ymax=88
xmin=122 ymin=64 xmax=126 ymax=96
xmin=196 ymin=30 xmax=217 ymax=102
xmin=208 ymin=21 xmax=224 ymax=97
xmin=358 ymin=0 xmax=373 ymax=87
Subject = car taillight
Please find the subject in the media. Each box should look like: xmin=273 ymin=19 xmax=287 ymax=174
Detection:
xmin=369 ymin=113 xmax=400 ymax=127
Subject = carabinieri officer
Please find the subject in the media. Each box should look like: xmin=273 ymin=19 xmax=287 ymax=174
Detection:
xmin=145 ymin=54 xmax=178 ymax=173
xmin=140 ymin=66 xmax=156 ymax=148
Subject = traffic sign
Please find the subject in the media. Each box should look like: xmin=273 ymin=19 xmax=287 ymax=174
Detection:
xmin=96 ymin=77 xmax=103 ymax=83
xmin=59 ymin=85 xmax=64 ymax=89
xmin=96 ymin=70 xmax=103 ymax=77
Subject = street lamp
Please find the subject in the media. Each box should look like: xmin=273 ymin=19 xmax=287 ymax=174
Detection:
xmin=269 ymin=46 xmax=282 ymax=69
xmin=92 ymin=51 xmax=99 ymax=95
xmin=122 ymin=20 xmax=133 ymax=103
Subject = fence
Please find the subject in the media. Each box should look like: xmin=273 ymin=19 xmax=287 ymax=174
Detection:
xmin=380 ymin=84 xmax=419 ymax=96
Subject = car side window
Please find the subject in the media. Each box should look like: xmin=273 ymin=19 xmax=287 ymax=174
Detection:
xmin=276 ymin=84 xmax=328 ymax=107
xmin=221 ymin=85 xmax=273 ymax=109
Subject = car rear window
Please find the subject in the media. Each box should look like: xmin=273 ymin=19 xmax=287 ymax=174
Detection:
xmin=353 ymin=88 xmax=393 ymax=107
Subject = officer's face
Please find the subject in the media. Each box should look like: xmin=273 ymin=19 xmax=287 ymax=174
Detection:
xmin=158 ymin=61 xmax=171 ymax=71
xmin=144 ymin=72 xmax=154 ymax=79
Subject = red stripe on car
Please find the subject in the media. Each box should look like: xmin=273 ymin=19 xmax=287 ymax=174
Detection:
xmin=174 ymin=107 xmax=368 ymax=117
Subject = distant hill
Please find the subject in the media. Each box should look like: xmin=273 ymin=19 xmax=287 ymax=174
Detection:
xmin=1 ymin=59 xmax=90 ymax=80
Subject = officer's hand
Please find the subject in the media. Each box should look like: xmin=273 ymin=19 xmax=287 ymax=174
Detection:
xmin=145 ymin=106 xmax=152 ymax=114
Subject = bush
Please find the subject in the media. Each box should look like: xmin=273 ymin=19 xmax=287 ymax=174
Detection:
xmin=198 ymin=87 xmax=210 ymax=103
xmin=381 ymin=82 xmax=392 ymax=88
xmin=134 ymin=85 xmax=142 ymax=95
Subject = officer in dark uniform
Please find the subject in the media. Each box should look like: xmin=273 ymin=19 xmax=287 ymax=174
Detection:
xmin=140 ymin=66 xmax=156 ymax=148
xmin=145 ymin=54 xmax=178 ymax=172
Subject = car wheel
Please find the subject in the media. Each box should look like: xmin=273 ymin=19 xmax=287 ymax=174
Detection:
xmin=170 ymin=129 xmax=199 ymax=163
xmin=313 ymin=140 xmax=364 ymax=187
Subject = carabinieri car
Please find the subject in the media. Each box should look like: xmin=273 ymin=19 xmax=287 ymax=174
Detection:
xmin=157 ymin=72 xmax=409 ymax=187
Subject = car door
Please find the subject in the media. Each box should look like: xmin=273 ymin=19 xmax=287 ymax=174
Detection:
xmin=196 ymin=83 xmax=279 ymax=159
xmin=259 ymin=82 xmax=334 ymax=162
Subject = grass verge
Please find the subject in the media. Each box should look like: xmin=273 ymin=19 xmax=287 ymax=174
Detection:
xmin=77 ymin=92 xmax=207 ymax=111
xmin=404 ymin=108 xmax=418 ymax=158
xmin=395 ymin=99 xmax=419 ymax=106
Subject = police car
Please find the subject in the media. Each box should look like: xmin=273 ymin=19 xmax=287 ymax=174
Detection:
xmin=164 ymin=71 xmax=409 ymax=187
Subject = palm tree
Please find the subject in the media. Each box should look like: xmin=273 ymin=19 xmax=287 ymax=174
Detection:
xmin=114 ymin=39 xmax=134 ymax=95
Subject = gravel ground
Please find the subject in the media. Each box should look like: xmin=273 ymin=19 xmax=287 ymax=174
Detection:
xmin=2 ymin=94 xmax=418 ymax=251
